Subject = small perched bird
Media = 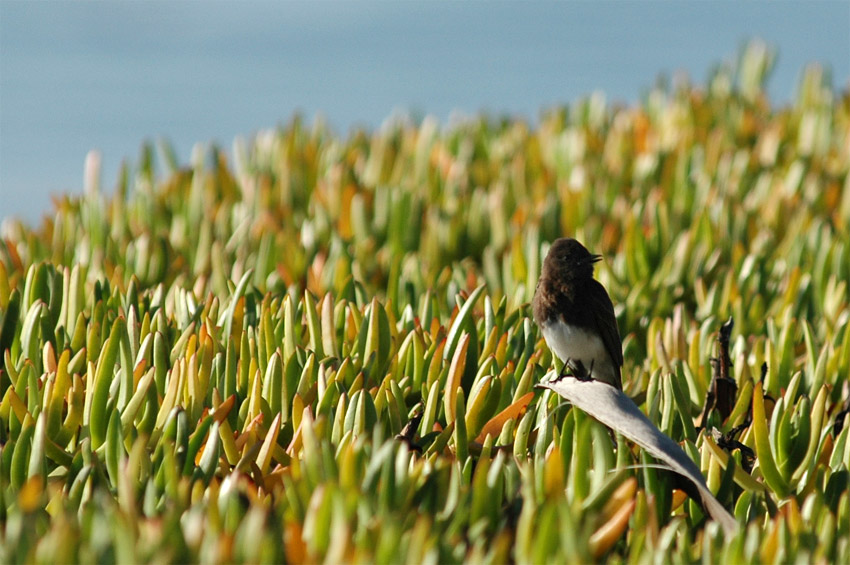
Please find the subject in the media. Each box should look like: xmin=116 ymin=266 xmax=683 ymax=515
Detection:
xmin=534 ymin=238 xmax=739 ymax=534
xmin=532 ymin=238 xmax=623 ymax=389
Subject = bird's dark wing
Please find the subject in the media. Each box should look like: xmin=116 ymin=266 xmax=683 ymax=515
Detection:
xmin=588 ymin=280 xmax=624 ymax=379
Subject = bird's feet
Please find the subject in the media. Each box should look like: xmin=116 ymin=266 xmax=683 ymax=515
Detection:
xmin=564 ymin=359 xmax=593 ymax=381
xmin=558 ymin=358 xmax=595 ymax=382
xmin=557 ymin=359 xmax=572 ymax=380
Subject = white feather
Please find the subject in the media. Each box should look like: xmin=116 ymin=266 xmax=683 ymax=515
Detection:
xmin=541 ymin=320 xmax=618 ymax=387
xmin=539 ymin=375 xmax=738 ymax=535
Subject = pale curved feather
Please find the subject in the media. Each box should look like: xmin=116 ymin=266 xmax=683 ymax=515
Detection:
xmin=538 ymin=375 xmax=738 ymax=536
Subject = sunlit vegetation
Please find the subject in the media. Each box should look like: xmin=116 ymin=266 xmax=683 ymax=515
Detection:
xmin=1 ymin=42 xmax=848 ymax=562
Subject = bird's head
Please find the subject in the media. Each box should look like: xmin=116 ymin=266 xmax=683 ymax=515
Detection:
xmin=542 ymin=238 xmax=601 ymax=281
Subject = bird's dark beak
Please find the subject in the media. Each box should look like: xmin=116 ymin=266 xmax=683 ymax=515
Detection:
xmin=590 ymin=254 xmax=602 ymax=263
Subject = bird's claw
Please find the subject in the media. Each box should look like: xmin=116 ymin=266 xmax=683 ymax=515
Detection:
xmin=569 ymin=359 xmax=592 ymax=382
xmin=557 ymin=359 xmax=571 ymax=380
xmin=556 ymin=358 xmax=595 ymax=382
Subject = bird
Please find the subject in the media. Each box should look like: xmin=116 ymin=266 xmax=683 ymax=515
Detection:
xmin=533 ymin=238 xmax=739 ymax=534
xmin=532 ymin=238 xmax=623 ymax=389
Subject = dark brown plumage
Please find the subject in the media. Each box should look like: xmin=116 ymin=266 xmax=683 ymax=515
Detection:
xmin=533 ymin=238 xmax=623 ymax=389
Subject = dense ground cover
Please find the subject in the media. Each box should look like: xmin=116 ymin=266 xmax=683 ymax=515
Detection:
xmin=1 ymin=44 xmax=849 ymax=562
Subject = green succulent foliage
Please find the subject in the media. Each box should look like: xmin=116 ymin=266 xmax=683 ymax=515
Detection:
xmin=1 ymin=42 xmax=849 ymax=563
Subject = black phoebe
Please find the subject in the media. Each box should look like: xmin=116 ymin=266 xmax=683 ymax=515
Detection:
xmin=533 ymin=238 xmax=623 ymax=389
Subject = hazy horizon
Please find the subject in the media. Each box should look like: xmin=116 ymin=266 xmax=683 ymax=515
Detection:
xmin=2 ymin=2 xmax=848 ymax=224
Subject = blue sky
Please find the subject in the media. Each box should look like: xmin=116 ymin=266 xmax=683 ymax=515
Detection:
xmin=1 ymin=2 xmax=848 ymax=223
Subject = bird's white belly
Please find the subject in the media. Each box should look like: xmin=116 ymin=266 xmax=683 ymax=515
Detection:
xmin=541 ymin=321 xmax=616 ymax=384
